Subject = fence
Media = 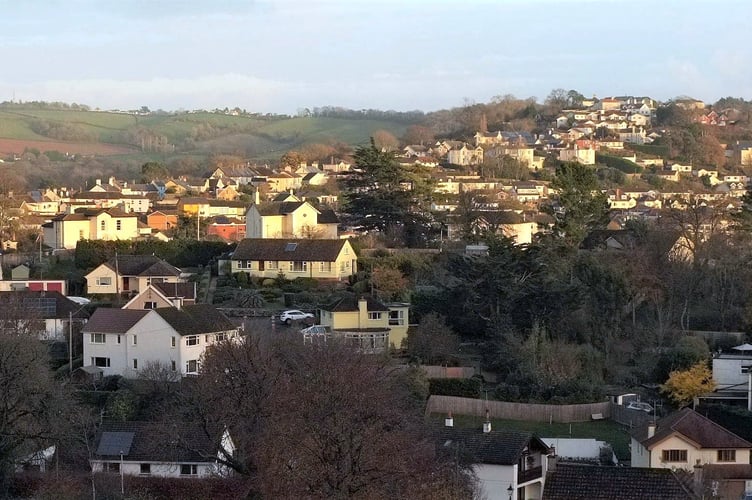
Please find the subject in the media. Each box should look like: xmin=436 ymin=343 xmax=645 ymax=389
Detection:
xmin=426 ymin=395 xmax=611 ymax=423
xmin=420 ymin=365 xmax=476 ymax=379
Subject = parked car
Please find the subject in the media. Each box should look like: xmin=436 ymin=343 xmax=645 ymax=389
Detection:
xmin=626 ymin=401 xmax=654 ymax=413
xmin=279 ymin=310 xmax=314 ymax=325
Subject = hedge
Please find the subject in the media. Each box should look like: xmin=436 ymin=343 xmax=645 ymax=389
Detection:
xmin=595 ymin=153 xmax=643 ymax=174
xmin=625 ymin=143 xmax=670 ymax=158
xmin=428 ymin=377 xmax=482 ymax=398
xmin=75 ymin=239 xmax=235 ymax=270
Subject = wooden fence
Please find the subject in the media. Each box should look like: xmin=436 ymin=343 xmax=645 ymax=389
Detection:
xmin=425 ymin=395 xmax=611 ymax=423
xmin=420 ymin=365 xmax=476 ymax=379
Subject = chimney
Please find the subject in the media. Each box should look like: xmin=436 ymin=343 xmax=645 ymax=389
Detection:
xmin=445 ymin=412 xmax=454 ymax=427
xmin=693 ymin=460 xmax=703 ymax=495
xmin=108 ymin=176 xmax=116 ymax=186
xmin=547 ymin=450 xmax=557 ymax=472
xmin=483 ymin=409 xmax=492 ymax=433
xmin=647 ymin=422 xmax=656 ymax=438
xmin=254 ymin=188 xmax=260 ymax=205
xmin=95 ymin=178 xmax=101 ymax=186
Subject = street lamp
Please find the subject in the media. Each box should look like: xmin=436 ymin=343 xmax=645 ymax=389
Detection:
xmin=119 ymin=450 xmax=124 ymax=495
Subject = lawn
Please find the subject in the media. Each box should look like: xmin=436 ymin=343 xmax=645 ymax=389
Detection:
xmin=433 ymin=413 xmax=632 ymax=461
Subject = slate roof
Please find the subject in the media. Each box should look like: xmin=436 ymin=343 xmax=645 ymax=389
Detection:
xmin=631 ymin=407 xmax=752 ymax=450
xmin=83 ymin=309 xmax=149 ymax=334
xmin=435 ymin=426 xmax=549 ymax=466
xmin=255 ymin=201 xmax=306 ymax=216
xmin=0 ymin=291 xmax=90 ymax=320
xmin=153 ymin=282 xmax=197 ymax=301
xmin=232 ymin=238 xmax=348 ymax=262
xmin=93 ymin=421 xmax=221 ymax=463
xmin=153 ymin=304 xmax=236 ymax=336
xmin=317 ymin=208 xmax=339 ymax=224
xmin=322 ymin=294 xmax=388 ymax=313
xmin=53 ymin=208 xmax=138 ymax=221
xmin=103 ymin=255 xmax=182 ymax=277
xmin=542 ymin=464 xmax=693 ymax=500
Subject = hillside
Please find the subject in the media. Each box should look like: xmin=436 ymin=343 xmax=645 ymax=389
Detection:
xmin=0 ymin=105 xmax=412 ymax=161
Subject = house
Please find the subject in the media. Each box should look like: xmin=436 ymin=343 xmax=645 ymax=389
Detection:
xmin=177 ymin=197 xmax=249 ymax=219
xmin=245 ymin=196 xmax=339 ymax=239
xmin=42 ymin=208 xmax=140 ymax=250
xmin=0 ymin=290 xmax=89 ymax=340
xmin=317 ymin=295 xmax=410 ymax=351
xmin=447 ymin=143 xmax=484 ymax=166
xmin=486 ymin=146 xmax=535 ymax=168
xmin=630 ymin=407 xmax=752 ymax=470
xmin=733 ymin=141 xmax=752 ymax=166
xmin=559 ymin=147 xmax=595 ymax=165
xmin=85 ymin=255 xmax=185 ymax=296
xmin=206 ymin=216 xmax=247 ymax=242
xmin=230 ymin=238 xmax=357 ymax=281
xmin=437 ymin=421 xmax=553 ymax=500
xmin=710 ymin=345 xmax=752 ymax=404
xmin=91 ymin=421 xmax=234 ymax=478
xmin=82 ymin=304 xmax=240 ymax=377
xmin=146 ymin=210 xmax=179 ymax=231
xmin=542 ymin=463 xmax=694 ymax=500
xmin=122 ymin=282 xmax=197 ymax=310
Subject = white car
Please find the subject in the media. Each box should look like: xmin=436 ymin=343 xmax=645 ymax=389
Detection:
xmin=279 ymin=310 xmax=314 ymax=325
xmin=626 ymin=401 xmax=654 ymax=413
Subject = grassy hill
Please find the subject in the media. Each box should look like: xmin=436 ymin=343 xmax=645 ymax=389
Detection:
xmin=0 ymin=105 xmax=411 ymax=160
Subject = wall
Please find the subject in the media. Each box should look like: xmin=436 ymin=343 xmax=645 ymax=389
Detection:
xmin=92 ymin=460 xmax=216 ymax=478
xmin=474 ymin=464 xmax=516 ymax=500
xmin=85 ymin=266 xmax=118 ymax=294
xmin=425 ymin=395 xmax=611 ymax=423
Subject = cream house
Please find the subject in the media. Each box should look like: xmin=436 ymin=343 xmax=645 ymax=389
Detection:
xmin=630 ymin=408 xmax=752 ymax=470
xmin=122 ymin=282 xmax=197 ymax=310
xmin=82 ymin=304 xmax=240 ymax=378
xmin=42 ymin=208 xmax=140 ymax=250
xmin=230 ymin=238 xmax=356 ymax=281
xmin=85 ymin=255 xmax=185 ymax=295
xmin=447 ymin=144 xmax=484 ymax=166
xmin=245 ymin=196 xmax=339 ymax=239
xmin=559 ymin=147 xmax=595 ymax=165
xmin=317 ymin=295 xmax=410 ymax=351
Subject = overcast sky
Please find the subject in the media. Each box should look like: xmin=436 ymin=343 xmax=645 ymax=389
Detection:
xmin=1 ymin=0 xmax=750 ymax=113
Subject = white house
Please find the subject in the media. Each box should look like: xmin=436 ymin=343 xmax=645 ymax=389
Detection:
xmin=81 ymin=304 xmax=240 ymax=378
xmin=91 ymin=421 xmax=234 ymax=478
xmin=0 ymin=291 xmax=89 ymax=340
xmin=438 ymin=421 xmax=553 ymax=500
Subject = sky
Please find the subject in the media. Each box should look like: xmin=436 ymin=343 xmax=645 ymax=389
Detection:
xmin=0 ymin=0 xmax=750 ymax=114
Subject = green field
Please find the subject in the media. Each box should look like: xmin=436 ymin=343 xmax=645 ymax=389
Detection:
xmin=0 ymin=105 xmax=411 ymax=160
xmin=432 ymin=414 xmax=632 ymax=461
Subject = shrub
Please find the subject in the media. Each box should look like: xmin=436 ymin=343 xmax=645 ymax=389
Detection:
xmin=428 ymin=377 xmax=482 ymax=398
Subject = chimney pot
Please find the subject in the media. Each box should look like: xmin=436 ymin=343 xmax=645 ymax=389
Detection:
xmin=647 ymin=422 xmax=656 ymax=438
xmin=445 ymin=412 xmax=454 ymax=427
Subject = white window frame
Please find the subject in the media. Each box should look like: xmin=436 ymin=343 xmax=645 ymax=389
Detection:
xmin=186 ymin=335 xmax=199 ymax=346
xmin=185 ymin=360 xmax=199 ymax=374
xmin=133 ymin=359 xmax=138 ymax=370
xmin=92 ymin=356 xmax=111 ymax=368
xmin=90 ymin=333 xmax=106 ymax=344
xmin=144 ymin=301 xmax=157 ymax=309
xmin=96 ymin=277 xmax=112 ymax=286
xmin=180 ymin=464 xmax=198 ymax=476
xmin=368 ymin=312 xmax=382 ymax=321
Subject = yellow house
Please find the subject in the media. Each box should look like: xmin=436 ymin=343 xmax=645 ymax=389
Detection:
xmin=42 ymin=208 xmax=140 ymax=250
xmin=630 ymin=408 xmax=752 ymax=470
xmin=85 ymin=255 xmax=185 ymax=295
xmin=178 ymin=197 xmax=249 ymax=218
xmin=245 ymin=198 xmax=339 ymax=239
xmin=230 ymin=238 xmax=357 ymax=281
xmin=318 ymin=295 xmax=410 ymax=351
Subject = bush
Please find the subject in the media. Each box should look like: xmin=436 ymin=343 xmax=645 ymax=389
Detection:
xmin=595 ymin=153 xmax=643 ymax=174
xmin=428 ymin=377 xmax=482 ymax=398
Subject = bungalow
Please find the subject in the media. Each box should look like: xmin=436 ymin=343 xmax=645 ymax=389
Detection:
xmin=91 ymin=421 xmax=234 ymax=478
xmin=0 ymin=290 xmax=89 ymax=340
xmin=230 ymin=238 xmax=357 ymax=281
xmin=630 ymin=407 xmax=752 ymax=470
xmin=85 ymin=255 xmax=185 ymax=296
xmin=82 ymin=304 xmax=240 ymax=378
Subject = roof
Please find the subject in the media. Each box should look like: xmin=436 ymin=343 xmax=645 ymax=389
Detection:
xmin=316 ymin=208 xmax=339 ymax=224
xmin=102 ymin=255 xmax=182 ymax=277
xmin=436 ymin=426 xmax=549 ymax=466
xmin=93 ymin=421 xmax=222 ymax=463
xmin=153 ymin=282 xmax=197 ymax=300
xmin=542 ymin=464 xmax=693 ymax=500
xmin=153 ymin=304 xmax=236 ymax=336
xmin=83 ymin=309 xmax=149 ymax=334
xmin=322 ymin=294 xmax=388 ymax=313
xmin=0 ymin=291 xmax=90 ymax=320
xmin=232 ymin=238 xmax=349 ymax=262
xmin=255 ymin=201 xmax=306 ymax=216
xmin=632 ymin=407 xmax=752 ymax=450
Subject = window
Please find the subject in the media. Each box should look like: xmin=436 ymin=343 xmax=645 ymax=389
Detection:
xmin=116 ymin=220 xmax=122 ymax=231
xmin=139 ymin=463 xmax=151 ymax=475
xmin=368 ymin=312 xmax=382 ymax=320
xmin=291 ymin=261 xmax=307 ymax=272
xmin=133 ymin=359 xmax=138 ymax=370
xmin=100 ymin=220 xmax=106 ymax=231
xmin=92 ymin=357 xmax=111 ymax=368
xmin=180 ymin=464 xmax=198 ymax=476
xmin=320 ymin=262 xmax=332 ymax=273
xmin=389 ymin=309 xmax=405 ymax=326
xmin=90 ymin=333 xmax=106 ymax=344
xmin=185 ymin=360 xmax=199 ymax=374
xmin=171 ymin=336 xmax=176 ymax=348
xmin=106 ymin=462 xmax=120 ymax=473
xmin=117 ymin=335 xmax=121 ymax=344
xmin=96 ymin=277 xmax=112 ymax=286
xmin=171 ymin=360 xmax=176 ymax=371
xmin=662 ymin=450 xmax=687 ymax=462
xmin=717 ymin=450 xmax=736 ymax=462
xmin=344 ymin=246 xmax=349 ymax=255
xmin=238 ymin=260 xmax=251 ymax=269
xmin=144 ymin=302 xmax=157 ymax=309
xmin=79 ymin=230 xmax=85 ymax=240
xmin=267 ymin=261 xmax=278 ymax=270
xmin=186 ymin=335 xmax=199 ymax=346
xmin=132 ymin=335 xmax=138 ymax=346
xmin=215 ymin=332 xmax=227 ymax=342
